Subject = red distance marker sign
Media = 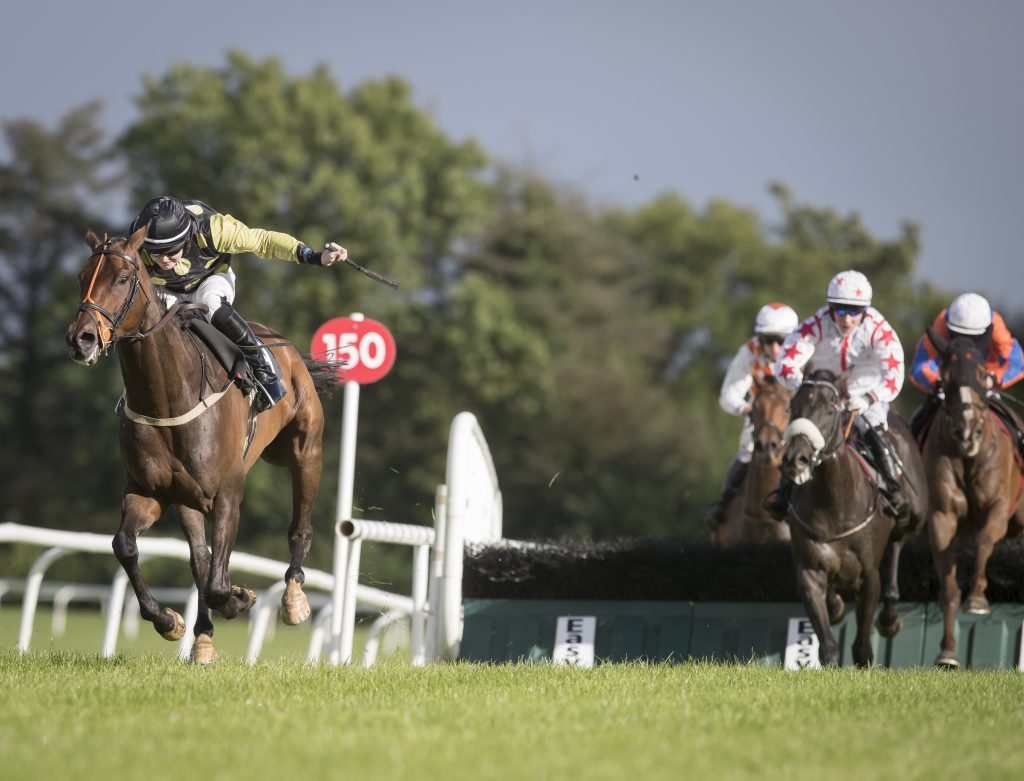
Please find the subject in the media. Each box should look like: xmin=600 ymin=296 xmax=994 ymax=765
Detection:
xmin=311 ymin=316 xmax=396 ymax=384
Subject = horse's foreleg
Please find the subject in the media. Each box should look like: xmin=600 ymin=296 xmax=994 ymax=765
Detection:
xmin=853 ymin=566 xmax=881 ymax=668
xmin=875 ymin=538 xmax=903 ymax=638
xmin=796 ymin=566 xmax=839 ymax=666
xmin=281 ymin=429 xmax=323 ymax=626
xmin=928 ymin=510 xmax=960 ymax=667
xmin=113 ymin=492 xmax=184 ymax=640
xmin=964 ymin=506 xmax=1010 ymax=615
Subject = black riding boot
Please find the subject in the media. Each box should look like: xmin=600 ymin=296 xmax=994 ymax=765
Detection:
xmin=865 ymin=424 xmax=909 ymax=520
xmin=762 ymin=476 xmax=794 ymax=521
xmin=211 ymin=304 xmax=287 ymax=413
xmin=704 ymin=459 xmax=749 ymax=530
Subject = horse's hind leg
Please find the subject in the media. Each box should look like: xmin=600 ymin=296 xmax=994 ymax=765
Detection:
xmin=281 ymin=414 xmax=324 ymax=625
xmin=175 ymin=506 xmax=215 ymax=659
xmin=205 ymin=480 xmax=256 ymax=620
xmin=876 ymin=539 xmax=903 ymax=638
xmin=112 ymin=492 xmax=185 ymax=641
xmin=964 ymin=508 xmax=1009 ymax=615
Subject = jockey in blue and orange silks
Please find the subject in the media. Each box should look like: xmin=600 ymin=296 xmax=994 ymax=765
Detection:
xmin=909 ymin=293 xmax=1024 ymax=393
xmin=908 ymin=293 xmax=1024 ymax=436
xmin=704 ymin=302 xmax=800 ymax=529
xmin=765 ymin=270 xmax=909 ymax=521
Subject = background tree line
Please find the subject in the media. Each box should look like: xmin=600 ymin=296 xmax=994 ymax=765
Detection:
xmin=2 ymin=52 xmax=1015 ymax=584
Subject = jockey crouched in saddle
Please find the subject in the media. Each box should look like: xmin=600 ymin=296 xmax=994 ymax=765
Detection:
xmin=704 ymin=303 xmax=800 ymax=530
xmin=764 ymin=270 xmax=910 ymax=521
xmin=129 ymin=196 xmax=348 ymax=413
xmin=908 ymin=292 xmax=1024 ymax=437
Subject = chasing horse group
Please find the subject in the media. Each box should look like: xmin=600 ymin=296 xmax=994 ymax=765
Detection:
xmin=65 ymin=207 xmax=1021 ymax=670
xmin=708 ymin=275 xmax=1024 ymax=668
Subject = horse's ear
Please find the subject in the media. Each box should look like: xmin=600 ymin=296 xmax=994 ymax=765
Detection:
xmin=926 ymin=326 xmax=948 ymax=356
xmin=126 ymin=224 xmax=148 ymax=255
xmin=85 ymin=230 xmax=101 ymax=250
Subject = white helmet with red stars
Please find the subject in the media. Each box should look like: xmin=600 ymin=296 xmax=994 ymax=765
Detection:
xmin=826 ymin=270 xmax=872 ymax=306
xmin=754 ymin=303 xmax=799 ymax=335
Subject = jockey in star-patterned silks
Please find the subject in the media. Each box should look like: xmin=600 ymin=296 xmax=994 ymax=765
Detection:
xmin=704 ymin=303 xmax=800 ymax=530
xmin=764 ymin=270 xmax=909 ymax=521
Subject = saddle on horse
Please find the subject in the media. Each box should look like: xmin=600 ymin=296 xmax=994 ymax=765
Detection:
xmin=183 ymin=303 xmax=287 ymax=413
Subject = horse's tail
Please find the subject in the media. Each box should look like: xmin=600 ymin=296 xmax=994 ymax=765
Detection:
xmin=303 ymin=357 xmax=346 ymax=396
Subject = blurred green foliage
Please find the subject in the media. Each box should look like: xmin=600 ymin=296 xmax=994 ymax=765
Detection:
xmin=0 ymin=53 xmax=996 ymax=585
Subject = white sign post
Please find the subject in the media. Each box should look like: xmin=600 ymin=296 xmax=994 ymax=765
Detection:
xmin=311 ymin=313 xmax=396 ymax=665
xmin=783 ymin=616 xmax=822 ymax=670
xmin=553 ymin=615 xmax=597 ymax=667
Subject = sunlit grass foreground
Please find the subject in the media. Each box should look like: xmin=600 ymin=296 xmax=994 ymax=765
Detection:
xmin=1 ymin=649 xmax=1021 ymax=781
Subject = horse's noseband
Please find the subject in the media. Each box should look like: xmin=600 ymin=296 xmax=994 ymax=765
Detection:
xmin=77 ymin=241 xmax=146 ymax=352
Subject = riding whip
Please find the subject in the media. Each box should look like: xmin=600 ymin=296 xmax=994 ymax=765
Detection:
xmin=331 ymin=246 xmax=399 ymax=289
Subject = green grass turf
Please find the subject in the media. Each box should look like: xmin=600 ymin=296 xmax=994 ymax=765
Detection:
xmin=1 ymin=647 xmax=1021 ymax=781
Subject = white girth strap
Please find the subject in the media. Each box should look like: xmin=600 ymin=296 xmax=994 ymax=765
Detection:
xmin=116 ymin=388 xmax=231 ymax=427
xmin=783 ymin=417 xmax=826 ymax=453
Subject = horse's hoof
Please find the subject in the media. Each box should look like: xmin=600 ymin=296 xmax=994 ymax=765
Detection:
xmin=963 ymin=596 xmax=991 ymax=615
xmin=281 ymin=580 xmax=311 ymax=625
xmin=875 ymin=613 xmax=902 ymax=639
xmin=934 ymin=654 xmax=960 ymax=669
xmin=159 ymin=608 xmax=186 ymax=641
xmin=190 ymin=633 xmax=218 ymax=664
xmin=233 ymin=585 xmax=257 ymax=611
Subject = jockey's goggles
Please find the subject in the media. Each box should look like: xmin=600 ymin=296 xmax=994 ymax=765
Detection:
xmin=146 ymin=242 xmax=186 ymax=257
xmin=759 ymin=334 xmax=786 ymax=346
xmin=830 ymin=304 xmax=866 ymax=318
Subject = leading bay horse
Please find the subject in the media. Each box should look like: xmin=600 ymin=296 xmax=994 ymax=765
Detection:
xmin=920 ymin=330 xmax=1024 ymax=668
xmin=781 ymin=370 xmax=927 ymax=666
xmin=713 ymin=375 xmax=792 ymax=547
xmin=66 ymin=227 xmax=339 ymax=663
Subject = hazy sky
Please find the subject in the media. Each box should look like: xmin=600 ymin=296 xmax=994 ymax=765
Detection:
xmin=4 ymin=1 xmax=1022 ymax=306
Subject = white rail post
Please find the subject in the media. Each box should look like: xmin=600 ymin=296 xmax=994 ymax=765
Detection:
xmin=18 ymin=547 xmax=71 ymax=653
xmin=101 ymin=568 xmax=132 ymax=658
xmin=177 ymin=587 xmax=200 ymax=661
xmin=328 ymin=315 xmax=363 ymax=665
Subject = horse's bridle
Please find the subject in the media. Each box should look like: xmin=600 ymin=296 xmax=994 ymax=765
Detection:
xmin=788 ymin=379 xmax=846 ymax=469
xmin=77 ymin=239 xmax=152 ymax=353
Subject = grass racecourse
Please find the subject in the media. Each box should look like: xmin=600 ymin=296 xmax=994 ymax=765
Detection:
xmin=1 ymin=611 xmax=1023 ymax=781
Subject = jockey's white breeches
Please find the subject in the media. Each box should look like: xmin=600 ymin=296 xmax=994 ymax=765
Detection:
xmin=736 ymin=418 xmax=754 ymax=464
xmin=858 ymin=400 xmax=890 ymax=431
xmin=156 ymin=268 xmax=236 ymax=321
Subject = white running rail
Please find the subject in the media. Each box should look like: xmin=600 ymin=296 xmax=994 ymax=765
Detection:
xmin=330 ymin=411 xmax=503 ymax=665
xmin=0 ymin=522 xmax=407 ymax=661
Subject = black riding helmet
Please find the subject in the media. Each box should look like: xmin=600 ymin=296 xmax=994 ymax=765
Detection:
xmin=129 ymin=196 xmax=193 ymax=253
